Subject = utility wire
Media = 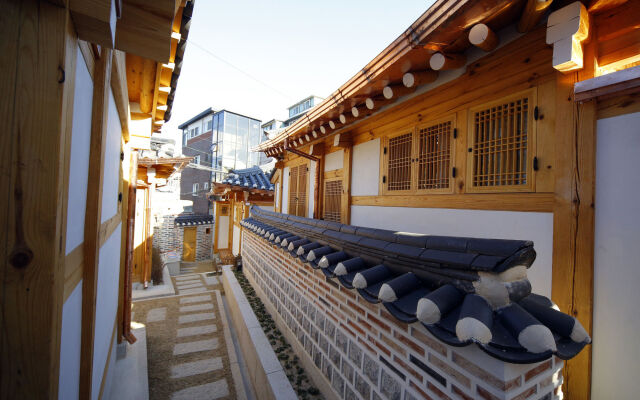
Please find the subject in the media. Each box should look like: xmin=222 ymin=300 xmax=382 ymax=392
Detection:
xmin=187 ymin=39 xmax=294 ymax=102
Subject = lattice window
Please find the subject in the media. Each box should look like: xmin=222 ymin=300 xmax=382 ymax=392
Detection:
xmin=417 ymin=120 xmax=452 ymax=190
xmin=387 ymin=132 xmax=413 ymax=191
xmin=288 ymin=164 xmax=308 ymax=217
xmin=323 ymin=179 xmax=342 ymax=222
xmin=468 ymin=90 xmax=535 ymax=191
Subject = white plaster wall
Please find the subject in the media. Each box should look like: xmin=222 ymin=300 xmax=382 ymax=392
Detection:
xmin=275 ymin=182 xmax=280 ymax=210
xmin=351 ymin=206 xmax=553 ymax=297
xmin=351 ymin=138 xmax=380 ymax=196
xmin=232 ymin=224 xmax=241 ymax=256
xmin=591 ymin=112 xmax=640 ymax=400
xmin=92 ymin=224 xmax=122 ymax=400
xmin=101 ymin=90 xmax=122 ymax=223
xmin=324 ymin=149 xmax=343 ymax=171
xmin=100 ymin=333 xmax=118 ymax=400
xmin=282 ymin=166 xmax=290 ymax=214
xmin=58 ymin=281 xmax=82 ymax=400
xmin=217 ymin=216 xmax=229 ymax=249
xmin=308 ymin=161 xmax=316 ymax=218
xmin=65 ymin=47 xmax=93 ymax=254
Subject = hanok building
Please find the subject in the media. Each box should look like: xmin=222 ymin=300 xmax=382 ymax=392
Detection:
xmin=248 ymin=1 xmax=640 ymax=399
xmin=211 ymin=167 xmax=274 ymax=262
xmin=1 ymin=0 xmax=193 ymax=398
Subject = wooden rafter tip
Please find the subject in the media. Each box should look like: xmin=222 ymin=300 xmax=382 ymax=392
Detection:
xmin=402 ymin=70 xmax=438 ymax=88
xmin=469 ymin=23 xmax=499 ymax=52
xmin=429 ymin=52 xmax=466 ymax=71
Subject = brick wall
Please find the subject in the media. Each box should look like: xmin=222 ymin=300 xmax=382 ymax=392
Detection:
xmin=195 ymin=224 xmax=213 ymax=261
xmin=153 ymin=215 xmax=182 ymax=257
xmin=242 ymin=230 xmax=564 ymax=400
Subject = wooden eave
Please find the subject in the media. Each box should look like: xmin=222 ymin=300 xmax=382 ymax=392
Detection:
xmin=136 ymin=156 xmax=191 ymax=185
xmin=254 ymin=0 xmax=530 ymax=154
xmin=212 ymin=182 xmax=274 ymax=197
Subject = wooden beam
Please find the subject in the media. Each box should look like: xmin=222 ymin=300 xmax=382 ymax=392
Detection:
xmin=351 ymin=193 xmax=555 ymax=212
xmin=333 ymin=133 xmax=352 ymax=148
xmin=574 ymin=64 xmax=640 ymax=102
xmin=351 ymin=104 xmax=368 ymax=118
xmin=70 ymin=0 xmax=117 ymax=48
xmin=111 ymin=50 xmax=130 ymax=141
xmin=139 ymin=58 xmax=156 ymax=114
xmin=382 ymin=83 xmax=416 ymax=99
xmin=310 ymin=142 xmax=325 ymax=156
xmin=402 ymin=70 xmax=438 ymax=88
xmin=365 ymin=95 xmax=392 ymax=111
xmin=80 ymin=47 xmax=113 ymax=399
xmin=518 ymin=0 xmax=554 ymax=33
xmin=469 ymin=23 xmax=499 ymax=52
xmin=588 ymin=0 xmax=628 ymax=14
xmin=1 ymin=2 xmax=72 ymax=397
xmin=339 ymin=112 xmax=356 ymax=126
xmin=429 ymin=52 xmax=466 ymax=71
xmin=546 ymin=2 xmax=590 ymax=73
xmin=115 ymin=0 xmax=177 ymax=62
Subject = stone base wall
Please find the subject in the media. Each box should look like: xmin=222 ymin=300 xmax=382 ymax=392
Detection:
xmin=242 ymin=230 xmax=564 ymax=400
xmin=195 ymin=224 xmax=213 ymax=261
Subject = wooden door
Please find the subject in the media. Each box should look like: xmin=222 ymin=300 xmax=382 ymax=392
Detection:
xmin=183 ymin=227 xmax=197 ymax=261
xmin=288 ymin=163 xmax=308 ymax=217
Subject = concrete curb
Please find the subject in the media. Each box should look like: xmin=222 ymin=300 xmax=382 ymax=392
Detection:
xmin=221 ymin=266 xmax=297 ymax=400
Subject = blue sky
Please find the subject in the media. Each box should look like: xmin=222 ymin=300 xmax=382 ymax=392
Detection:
xmin=164 ymin=1 xmax=435 ymax=144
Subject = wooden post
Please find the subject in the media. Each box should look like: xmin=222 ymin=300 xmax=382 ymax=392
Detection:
xmin=0 ymin=2 xmax=73 ymax=397
xmin=469 ymin=24 xmax=499 ymax=52
xmin=518 ymin=0 xmax=553 ymax=33
xmin=314 ymin=155 xmax=324 ymax=219
xmin=122 ymin=150 xmax=138 ymax=343
xmin=402 ymin=70 xmax=438 ymax=88
xmin=80 ymin=47 xmax=113 ymax=399
xmin=429 ymin=52 xmax=466 ymax=71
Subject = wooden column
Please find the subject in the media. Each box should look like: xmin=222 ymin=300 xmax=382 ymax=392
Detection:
xmin=551 ymin=35 xmax=597 ymax=400
xmin=0 ymin=2 xmax=74 ymax=397
xmin=80 ymin=47 xmax=113 ymax=399
xmin=122 ymin=150 xmax=138 ymax=343
xmin=342 ymin=146 xmax=353 ymax=225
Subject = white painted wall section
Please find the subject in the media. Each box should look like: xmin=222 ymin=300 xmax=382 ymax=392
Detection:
xmin=281 ymin=167 xmax=290 ymax=214
xmin=232 ymin=225 xmax=241 ymax=256
xmin=351 ymin=139 xmax=380 ymax=196
xmin=65 ymin=47 xmax=94 ymax=254
xmin=92 ymin=224 xmax=122 ymax=399
xmin=308 ymin=161 xmax=316 ymax=218
xmin=217 ymin=216 xmax=229 ymax=249
xmin=351 ymin=206 xmax=553 ymax=297
xmin=58 ymin=281 xmax=83 ymax=400
xmin=324 ymin=149 xmax=343 ymax=171
xmin=591 ymin=112 xmax=640 ymax=400
xmin=101 ymin=90 xmax=122 ymax=223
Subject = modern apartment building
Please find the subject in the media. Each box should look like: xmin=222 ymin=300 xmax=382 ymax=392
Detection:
xmin=282 ymin=95 xmax=324 ymax=127
xmin=179 ymin=108 xmax=267 ymax=214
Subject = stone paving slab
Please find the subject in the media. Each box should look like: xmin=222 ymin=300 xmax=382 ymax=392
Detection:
xmin=170 ymin=357 xmax=223 ymax=378
xmin=170 ymin=379 xmax=229 ymax=400
xmin=173 ymin=338 xmax=219 ymax=356
xmin=178 ymin=312 xmax=216 ymax=324
xmin=179 ymin=295 xmax=212 ymax=304
xmin=179 ymin=303 xmax=214 ymax=313
xmin=176 ymin=324 xmax=217 ymax=337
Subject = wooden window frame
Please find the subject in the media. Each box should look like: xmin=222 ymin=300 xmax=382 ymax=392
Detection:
xmin=323 ymin=177 xmax=343 ymax=223
xmin=381 ymin=115 xmax=456 ymax=195
xmin=466 ymin=88 xmax=537 ymax=193
xmin=415 ymin=115 xmax=456 ymax=195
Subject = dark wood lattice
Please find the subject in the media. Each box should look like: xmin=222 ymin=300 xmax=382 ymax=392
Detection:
xmin=323 ymin=179 xmax=342 ymax=222
xmin=418 ymin=120 xmax=452 ymax=190
xmin=387 ymin=132 xmax=413 ymax=191
xmin=471 ymin=96 xmax=530 ymax=188
xmin=288 ymin=164 xmax=308 ymax=217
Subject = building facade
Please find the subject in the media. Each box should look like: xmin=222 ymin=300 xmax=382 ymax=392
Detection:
xmin=179 ymin=109 xmax=268 ymax=215
xmin=282 ymin=95 xmax=324 ymax=127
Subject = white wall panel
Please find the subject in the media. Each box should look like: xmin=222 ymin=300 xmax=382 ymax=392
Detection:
xmin=232 ymin=225 xmax=241 ymax=256
xmin=591 ymin=112 xmax=640 ymax=400
xmin=281 ymin=166 xmax=290 ymax=214
xmin=324 ymin=149 xmax=343 ymax=171
xmin=351 ymin=206 xmax=553 ymax=297
xmin=92 ymin=224 xmax=121 ymax=400
xmin=101 ymin=90 xmax=122 ymax=223
xmin=351 ymin=139 xmax=380 ymax=196
xmin=65 ymin=47 xmax=94 ymax=254
xmin=58 ymin=281 xmax=83 ymax=400
xmin=217 ymin=216 xmax=229 ymax=249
